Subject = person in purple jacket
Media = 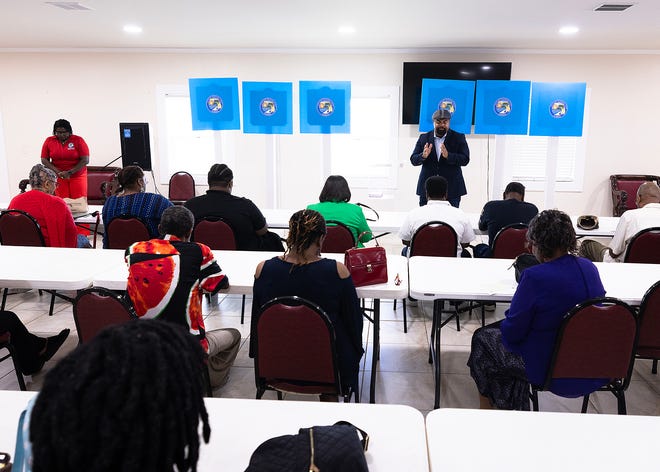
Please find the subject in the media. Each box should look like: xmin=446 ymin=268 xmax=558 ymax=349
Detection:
xmin=468 ymin=209 xmax=606 ymax=410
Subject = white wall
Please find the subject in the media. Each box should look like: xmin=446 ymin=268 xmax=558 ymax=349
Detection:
xmin=0 ymin=50 xmax=658 ymax=216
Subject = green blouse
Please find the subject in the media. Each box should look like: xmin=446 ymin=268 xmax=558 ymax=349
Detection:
xmin=306 ymin=201 xmax=373 ymax=247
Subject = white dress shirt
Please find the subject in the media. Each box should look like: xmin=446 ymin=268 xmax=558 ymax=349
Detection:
xmin=398 ymin=200 xmax=475 ymax=257
xmin=604 ymin=202 xmax=660 ymax=262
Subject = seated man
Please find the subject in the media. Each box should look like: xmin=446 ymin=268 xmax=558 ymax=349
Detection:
xmin=580 ymin=181 xmax=660 ymax=262
xmin=8 ymin=164 xmax=89 ymax=248
xmin=398 ymin=175 xmax=475 ymax=257
xmin=184 ymin=164 xmax=283 ymax=251
xmin=474 ymin=181 xmax=539 ymax=257
xmin=125 ymin=206 xmax=241 ymax=390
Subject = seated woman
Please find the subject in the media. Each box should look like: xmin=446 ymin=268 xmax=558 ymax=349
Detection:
xmin=467 ymin=209 xmax=607 ymax=410
xmin=1 ymin=310 xmax=69 ymax=376
xmin=307 ymin=175 xmax=372 ymax=247
xmin=101 ymin=165 xmax=173 ymax=248
xmin=25 ymin=320 xmax=210 ymax=472
xmin=250 ymin=209 xmax=364 ymax=397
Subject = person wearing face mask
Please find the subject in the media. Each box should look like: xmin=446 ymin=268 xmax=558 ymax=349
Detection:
xmin=101 ymin=165 xmax=173 ymax=248
xmin=410 ymin=108 xmax=470 ymax=207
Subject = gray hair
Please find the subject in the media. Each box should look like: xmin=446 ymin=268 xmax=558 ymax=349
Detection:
xmin=29 ymin=164 xmax=57 ymax=189
xmin=159 ymin=206 xmax=195 ymax=238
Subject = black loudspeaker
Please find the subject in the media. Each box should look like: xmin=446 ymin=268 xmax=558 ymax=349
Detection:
xmin=119 ymin=122 xmax=152 ymax=171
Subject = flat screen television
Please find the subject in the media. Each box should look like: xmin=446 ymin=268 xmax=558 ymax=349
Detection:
xmin=402 ymin=62 xmax=512 ymax=124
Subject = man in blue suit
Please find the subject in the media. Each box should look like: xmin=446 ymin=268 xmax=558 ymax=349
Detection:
xmin=410 ymin=108 xmax=470 ymax=207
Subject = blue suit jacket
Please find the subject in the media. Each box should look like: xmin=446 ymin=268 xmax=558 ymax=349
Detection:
xmin=410 ymin=129 xmax=470 ymax=200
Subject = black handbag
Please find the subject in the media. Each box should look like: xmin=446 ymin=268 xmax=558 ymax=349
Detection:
xmin=511 ymin=253 xmax=540 ymax=282
xmin=245 ymin=421 xmax=369 ymax=472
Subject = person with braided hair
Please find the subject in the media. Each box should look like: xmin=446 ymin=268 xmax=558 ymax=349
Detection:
xmin=27 ymin=319 xmax=211 ymax=472
xmin=101 ymin=165 xmax=173 ymax=248
xmin=250 ymin=209 xmax=364 ymax=398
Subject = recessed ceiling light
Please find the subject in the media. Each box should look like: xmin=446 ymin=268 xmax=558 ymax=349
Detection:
xmin=559 ymin=25 xmax=579 ymax=35
xmin=338 ymin=25 xmax=356 ymax=35
xmin=123 ymin=24 xmax=143 ymax=34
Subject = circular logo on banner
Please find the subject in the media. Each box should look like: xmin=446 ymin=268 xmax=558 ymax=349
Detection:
xmin=438 ymin=98 xmax=456 ymax=115
xmin=206 ymin=95 xmax=223 ymax=113
xmin=260 ymin=98 xmax=277 ymax=116
xmin=493 ymin=98 xmax=512 ymax=116
xmin=316 ymin=98 xmax=335 ymax=116
xmin=549 ymin=100 xmax=567 ymax=119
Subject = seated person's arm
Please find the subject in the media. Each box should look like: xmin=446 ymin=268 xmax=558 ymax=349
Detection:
xmin=478 ymin=207 xmax=488 ymax=231
xmin=337 ymin=260 xmax=351 ymax=279
xmin=255 ymin=225 xmax=268 ymax=237
xmin=254 ymin=260 xmax=265 ymax=279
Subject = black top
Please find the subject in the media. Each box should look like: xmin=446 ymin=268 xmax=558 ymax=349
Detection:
xmin=184 ymin=190 xmax=267 ymax=250
xmin=478 ymin=199 xmax=539 ymax=246
xmin=251 ymin=257 xmax=364 ymax=393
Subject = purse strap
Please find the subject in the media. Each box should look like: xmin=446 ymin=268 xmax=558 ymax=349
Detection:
xmin=355 ymin=231 xmax=379 ymax=248
xmin=356 ymin=203 xmax=379 ymax=222
xmin=333 ymin=421 xmax=370 ymax=452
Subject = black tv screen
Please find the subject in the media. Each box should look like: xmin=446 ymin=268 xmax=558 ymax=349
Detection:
xmin=402 ymin=62 xmax=512 ymax=124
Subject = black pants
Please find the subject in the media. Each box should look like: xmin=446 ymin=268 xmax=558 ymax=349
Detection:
xmin=1 ymin=310 xmax=45 ymax=375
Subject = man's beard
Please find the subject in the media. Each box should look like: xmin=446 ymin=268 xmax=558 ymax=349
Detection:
xmin=434 ymin=128 xmax=446 ymax=138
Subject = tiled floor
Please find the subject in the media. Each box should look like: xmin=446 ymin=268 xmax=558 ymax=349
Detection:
xmin=2 ymin=287 xmax=660 ymax=418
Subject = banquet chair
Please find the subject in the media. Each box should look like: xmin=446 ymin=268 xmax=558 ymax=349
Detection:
xmin=254 ymin=296 xmax=357 ymax=403
xmin=409 ymin=221 xmax=464 ymax=331
xmin=0 ymin=331 xmax=27 ymax=390
xmin=610 ymin=174 xmax=660 ymax=217
xmin=87 ymin=166 xmax=121 ymax=205
xmin=73 ymin=287 xmax=137 ymax=344
xmin=491 ymin=223 xmax=529 ymax=259
xmin=168 ymin=171 xmax=196 ymax=205
xmin=105 ymin=215 xmax=151 ymax=250
xmin=192 ymin=217 xmax=237 ymax=250
xmin=0 ymin=210 xmax=70 ymax=317
xmin=321 ymin=220 xmax=355 ymax=253
xmin=530 ymin=297 xmax=638 ymax=414
xmin=635 ymin=281 xmax=660 ymax=374
xmin=623 ymin=227 xmax=660 ymax=264
xmin=192 ymin=217 xmax=247 ymax=323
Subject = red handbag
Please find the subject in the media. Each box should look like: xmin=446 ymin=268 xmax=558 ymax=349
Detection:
xmin=344 ymin=234 xmax=388 ymax=287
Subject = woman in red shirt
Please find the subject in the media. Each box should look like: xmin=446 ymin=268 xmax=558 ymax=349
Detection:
xmin=40 ymin=118 xmax=90 ymax=199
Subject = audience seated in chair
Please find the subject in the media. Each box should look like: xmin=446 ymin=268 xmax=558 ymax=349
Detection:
xmin=26 ymin=320 xmax=210 ymax=472
xmin=473 ymin=181 xmax=538 ymax=258
xmin=125 ymin=206 xmax=241 ymax=391
xmin=398 ymin=176 xmax=474 ymax=257
xmin=251 ymin=209 xmax=364 ymax=400
xmin=184 ymin=164 xmax=283 ymax=251
xmin=8 ymin=164 xmax=89 ymax=248
xmin=101 ymin=165 xmax=173 ymax=248
xmin=579 ymin=182 xmax=660 ymax=262
xmin=468 ymin=210 xmax=606 ymax=410
xmin=307 ymin=175 xmax=372 ymax=248
xmin=610 ymin=174 xmax=660 ymax=217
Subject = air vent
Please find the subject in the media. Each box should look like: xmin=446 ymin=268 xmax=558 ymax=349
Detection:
xmin=45 ymin=2 xmax=93 ymax=11
xmin=594 ymin=3 xmax=634 ymax=11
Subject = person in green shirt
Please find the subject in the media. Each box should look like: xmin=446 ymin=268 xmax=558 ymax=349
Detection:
xmin=307 ymin=175 xmax=372 ymax=247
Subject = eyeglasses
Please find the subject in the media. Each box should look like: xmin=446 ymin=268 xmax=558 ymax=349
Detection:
xmin=54 ymin=130 xmax=70 ymax=135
